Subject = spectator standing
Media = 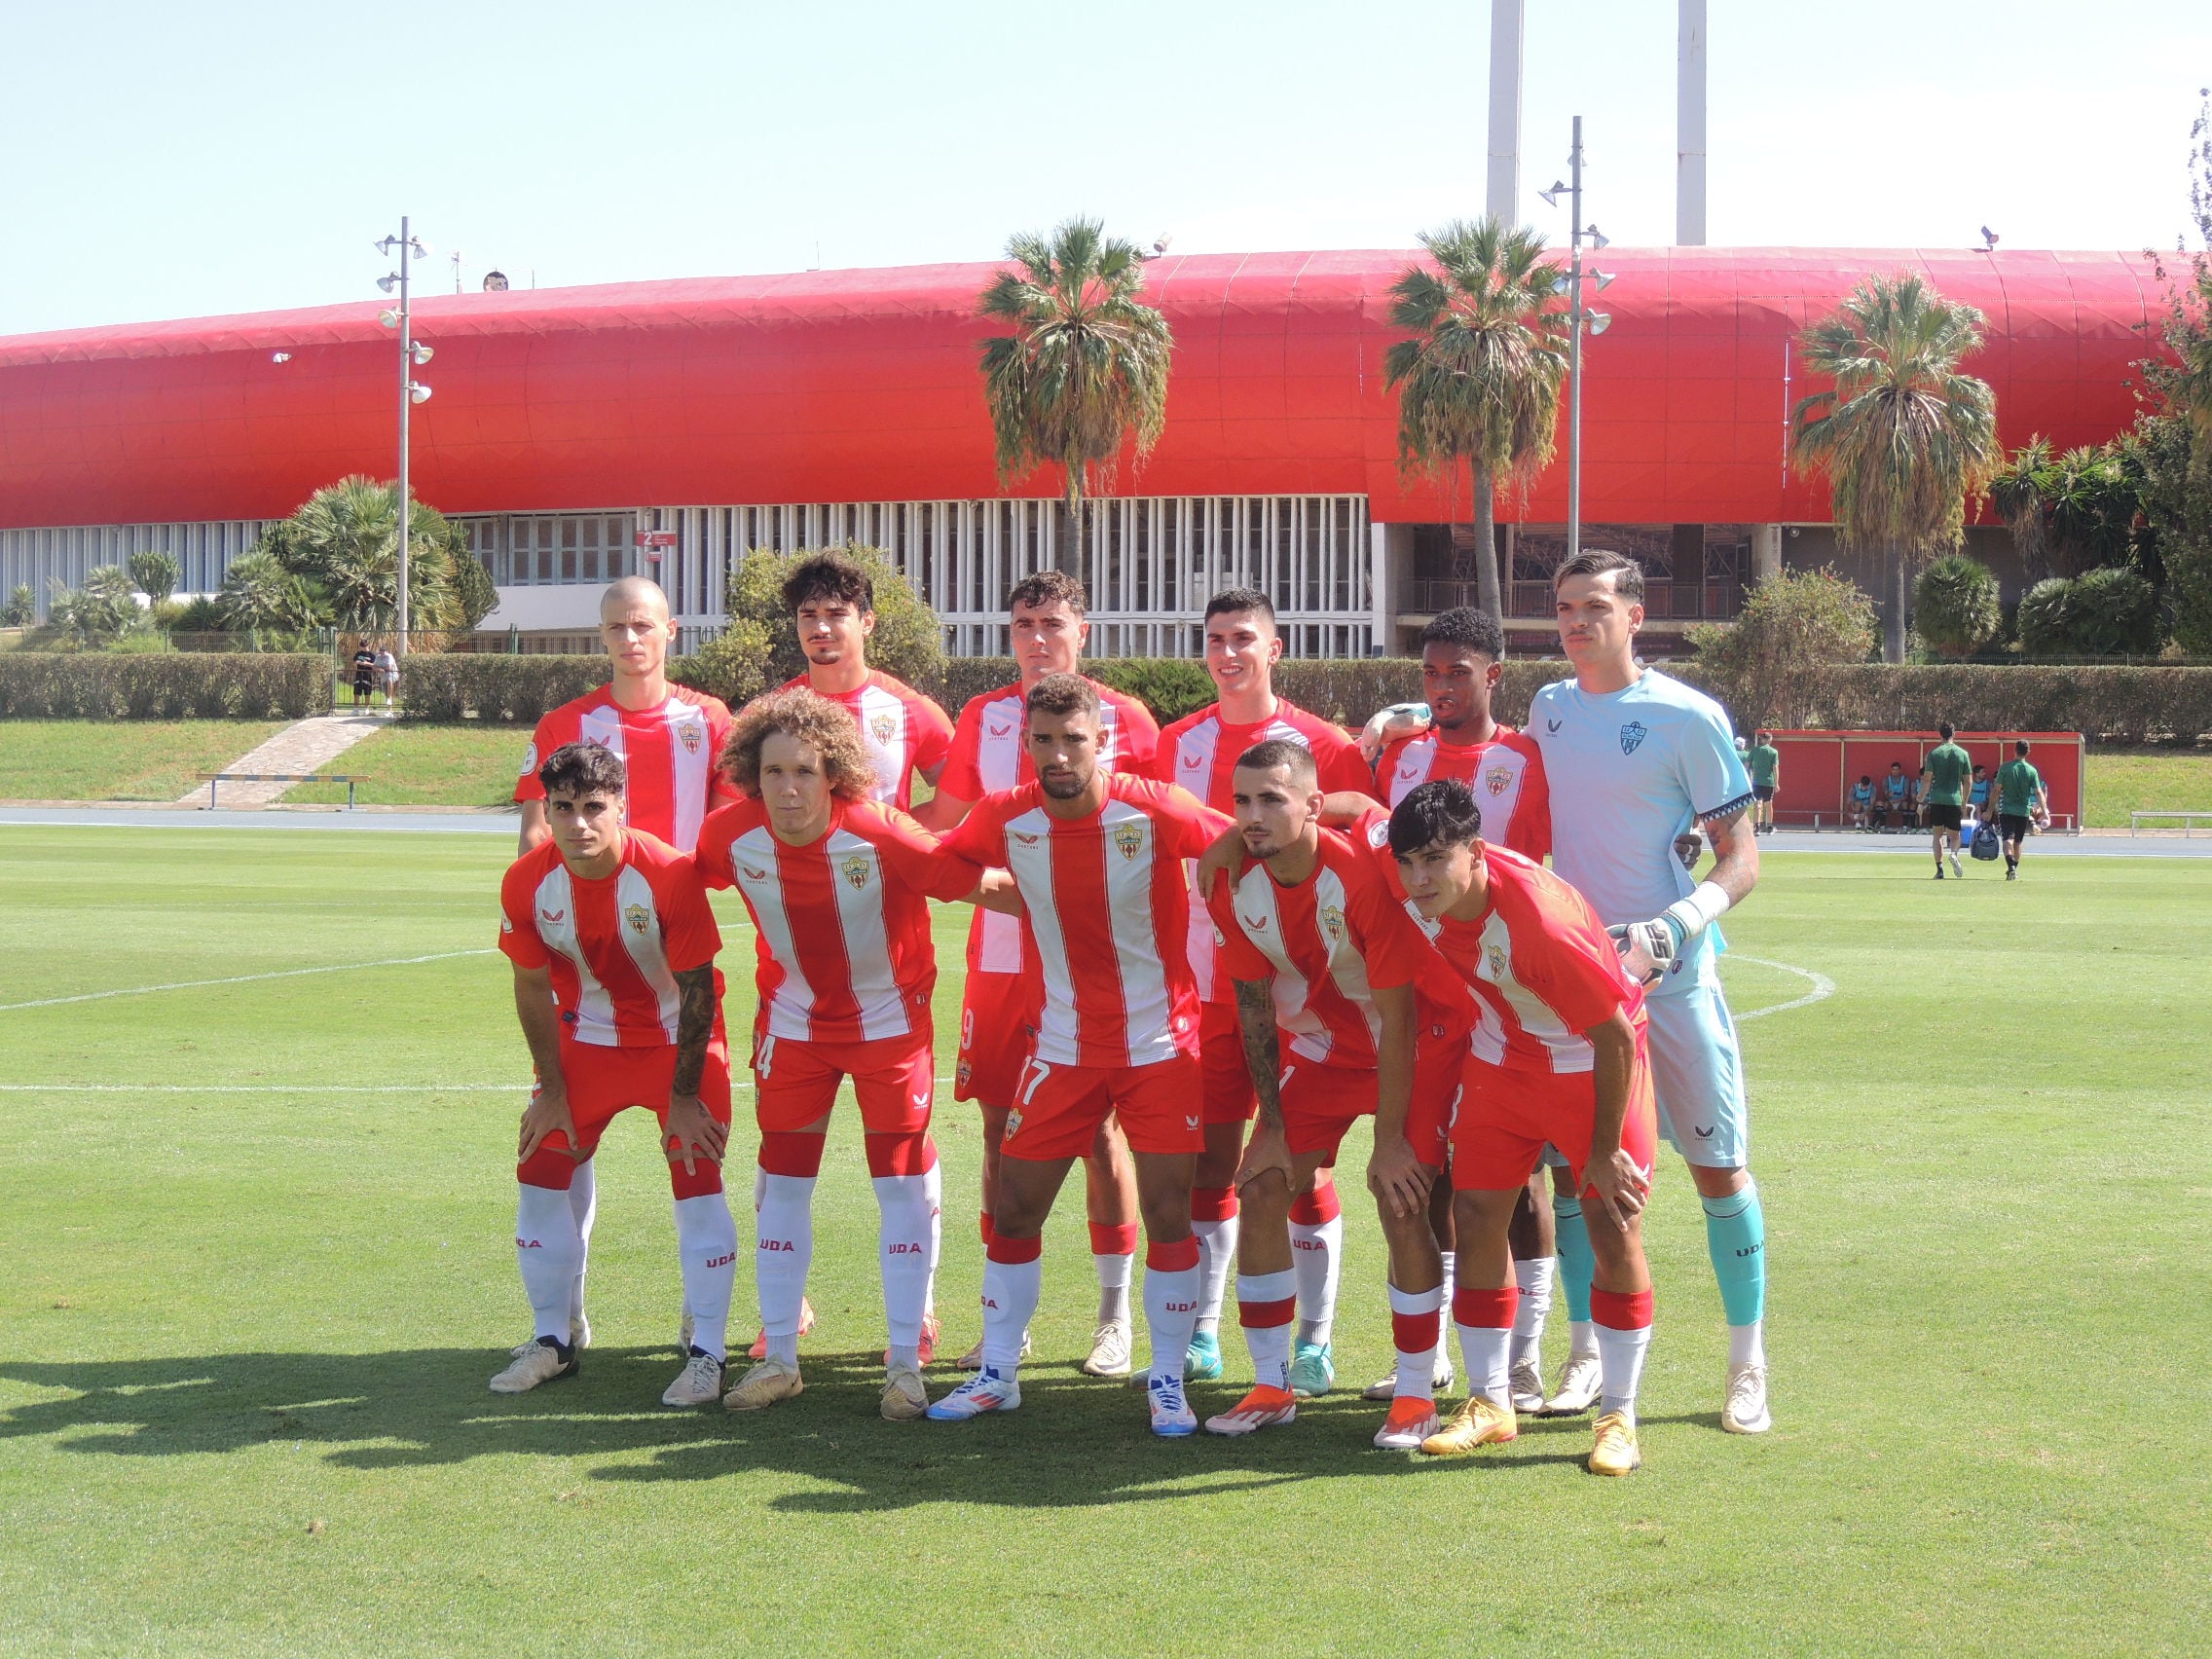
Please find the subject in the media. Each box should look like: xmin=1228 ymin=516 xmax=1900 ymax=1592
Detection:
xmin=376 ymin=646 xmax=399 ymax=711
xmin=1748 ymin=732 xmax=1781 ymax=835
xmin=350 ymin=644 xmax=377 ymax=710
xmin=1995 ymin=740 xmax=2050 ymax=882
xmin=1921 ymin=723 xmax=1973 ymax=880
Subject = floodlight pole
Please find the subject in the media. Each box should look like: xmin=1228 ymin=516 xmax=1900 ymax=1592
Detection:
xmin=395 ymin=215 xmax=413 ymax=653
xmin=1567 ymin=118 xmax=1586 ymax=560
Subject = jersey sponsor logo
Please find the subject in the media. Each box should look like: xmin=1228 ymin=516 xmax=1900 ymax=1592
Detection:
xmin=624 ymin=903 xmax=651 ymax=934
xmin=1395 ymin=763 xmax=1422 ymax=783
xmin=1179 ymin=750 xmax=1205 ymax=771
xmin=839 ymin=854 xmax=872 ymax=891
xmin=1620 ymin=720 xmax=1648 ymax=755
xmin=1112 ymin=821 xmax=1145 ymax=861
xmin=1183 ymin=1115 xmax=1199 ymax=1130
xmin=1485 ymin=764 xmax=1513 ymax=795
xmin=1319 ymin=903 xmax=1345 ymax=944
xmin=1239 ymin=912 xmax=1270 ymax=932
xmin=1011 ymin=830 xmax=1040 ymax=846
xmin=741 ymin=863 xmax=768 ymax=881
xmin=1546 ymin=718 xmax=1563 ymax=733
xmin=537 ymin=908 xmax=566 ymax=924
xmin=870 ymin=712 xmax=897 ymax=744
xmin=910 ymin=1089 xmax=932 ymax=1109
xmin=677 ymin=722 xmax=702 ymax=754
xmin=985 ymin=721 xmax=1015 ymax=742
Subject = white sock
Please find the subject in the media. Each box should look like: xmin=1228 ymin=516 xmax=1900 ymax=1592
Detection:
xmin=1144 ymin=1259 xmax=1202 ymax=1384
xmin=1512 ymin=1256 xmax=1555 ymax=1371
xmin=1597 ymin=1320 xmax=1653 ymax=1423
xmin=1432 ymin=1250 xmax=1457 ymax=1380
xmin=1569 ymin=1319 xmax=1600 ymax=1361
xmin=516 ymin=1185 xmax=581 ymax=1344
xmin=567 ymin=1156 xmax=597 ymax=1326
xmin=1236 ymin=1269 xmax=1297 ymax=1391
xmin=754 ymin=1171 xmax=816 ymax=1364
xmin=1388 ymin=1282 xmax=1445 ymax=1402
xmin=1290 ymin=1213 xmax=1343 ymax=1346
xmin=1729 ymin=1320 xmax=1766 ymax=1371
xmin=671 ymin=1192 xmax=737 ymax=1361
xmin=981 ymin=1253 xmax=1044 ymax=1376
xmin=1193 ymin=1214 xmax=1238 ymax=1336
xmin=1455 ymin=1320 xmax=1513 ymax=1409
xmin=1094 ymin=1248 xmax=1133 ymax=1324
xmin=872 ymin=1165 xmax=940 ymax=1350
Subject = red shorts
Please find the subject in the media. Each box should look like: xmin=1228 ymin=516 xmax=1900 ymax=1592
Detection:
xmin=1278 ymin=1057 xmax=1376 ymax=1161
xmin=1401 ymin=1015 xmax=1470 ymax=1168
xmin=1003 ymin=1052 xmax=1205 ymax=1161
xmin=752 ymin=1026 xmax=935 ymax=1135
xmin=543 ymin=1031 xmax=734 ymax=1160
xmin=1450 ymin=1046 xmax=1658 ymax=1195
xmin=956 ymin=971 xmax=1036 ymax=1108
xmin=1199 ymin=998 xmax=1258 ymax=1125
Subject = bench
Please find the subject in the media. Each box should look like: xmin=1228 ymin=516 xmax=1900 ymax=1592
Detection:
xmin=196 ymin=773 xmax=372 ymax=809
xmin=2129 ymin=809 xmax=2212 ymax=836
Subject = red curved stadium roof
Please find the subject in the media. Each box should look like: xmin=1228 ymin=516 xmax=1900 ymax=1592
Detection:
xmin=0 ymin=247 xmax=2162 ymax=530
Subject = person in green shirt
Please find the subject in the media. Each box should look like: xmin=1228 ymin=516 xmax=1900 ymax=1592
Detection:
xmin=1920 ymin=721 xmax=1974 ymax=879
xmin=1995 ymin=738 xmax=2050 ymax=881
xmin=1748 ymin=731 xmax=1781 ymax=835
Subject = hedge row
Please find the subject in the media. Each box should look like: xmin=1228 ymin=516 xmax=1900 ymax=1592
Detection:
xmin=397 ymin=654 xmax=612 ymax=723
xmin=0 ymin=652 xmax=326 ymax=719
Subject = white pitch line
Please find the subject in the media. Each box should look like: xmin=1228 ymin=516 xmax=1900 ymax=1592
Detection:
xmin=0 ymin=1075 xmax=961 ymax=1095
xmin=1728 ymin=954 xmax=1837 ymax=1022
xmin=0 ymin=949 xmax=496 ymax=1013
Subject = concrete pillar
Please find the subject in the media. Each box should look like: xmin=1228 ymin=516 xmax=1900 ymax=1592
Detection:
xmin=1487 ymin=0 xmax=1524 ymax=224
xmin=1370 ymin=520 xmax=1391 ymax=654
xmin=1677 ymin=0 xmax=1707 ymax=245
xmin=1753 ymin=524 xmax=1783 ymax=584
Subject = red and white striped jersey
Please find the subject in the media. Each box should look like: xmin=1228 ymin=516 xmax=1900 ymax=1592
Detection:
xmin=937 ymin=775 xmax=1227 ymax=1069
xmin=1152 ymin=698 xmax=1373 ymax=1002
xmin=498 ymin=830 xmax=722 ymax=1049
xmin=1377 ymin=726 xmax=1551 ymax=862
xmin=1204 ymin=829 xmax=1441 ymax=1069
xmin=777 ymin=670 xmax=955 ymax=814
xmin=939 ymin=679 xmax=1161 ymax=977
xmin=694 ymin=796 xmax=968 ymax=1046
xmin=1424 ymin=843 xmax=1644 ymax=1076
xmin=515 ymin=684 xmax=739 ymax=854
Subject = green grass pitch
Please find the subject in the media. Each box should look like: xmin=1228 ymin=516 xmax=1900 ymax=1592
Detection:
xmin=1 ymin=826 xmax=2207 ymax=1656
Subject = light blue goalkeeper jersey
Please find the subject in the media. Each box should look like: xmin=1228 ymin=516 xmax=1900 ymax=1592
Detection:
xmin=1529 ymin=669 xmax=1753 ymax=985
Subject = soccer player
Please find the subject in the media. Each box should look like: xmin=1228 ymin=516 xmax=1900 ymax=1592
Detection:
xmin=920 ymin=571 xmax=1161 ymax=1378
xmin=1878 ymin=761 xmax=1913 ymax=831
xmin=923 ymin=674 xmax=1229 ymax=1436
xmin=1374 ymin=608 xmax=1550 ymax=859
xmin=1749 ymin=731 xmax=1781 ymax=835
xmin=1198 ymin=741 xmax=1471 ymax=1449
xmin=1387 ymin=779 xmax=1660 ymax=1475
xmin=1922 ymin=722 xmax=1973 ymax=879
xmin=1150 ymin=589 xmax=1370 ymax=1393
xmin=695 ymin=689 xmax=996 ymax=1421
xmin=1995 ymin=739 xmax=2050 ymax=881
xmin=777 ymin=550 xmax=955 ymax=813
xmin=511 ymin=576 xmax=740 ymax=1354
xmin=1532 ymin=548 xmax=1771 ymax=1435
xmin=490 ymin=742 xmax=739 ymax=1410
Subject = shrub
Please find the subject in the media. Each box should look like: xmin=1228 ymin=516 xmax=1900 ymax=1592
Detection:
xmin=394 ymin=654 xmax=610 ymax=723
xmin=2066 ymin=566 xmax=2160 ymax=655
xmin=724 ymin=546 xmax=945 ymax=692
xmin=938 ymin=657 xmax=1019 ymax=713
xmin=672 ymin=618 xmax=775 ymax=710
xmin=1913 ymin=555 xmax=2002 ymax=658
xmin=1669 ymin=661 xmax=2212 ymax=744
xmin=1687 ymin=569 xmax=1879 ymax=728
xmin=2015 ymin=577 xmax=2076 ymax=656
xmin=2171 ymin=534 xmax=2212 ymax=655
xmin=0 ymin=652 xmax=324 ymax=719
xmin=1086 ymin=659 xmax=1215 ymax=723
xmin=1 ymin=584 xmax=33 ymax=627
xmin=128 ymin=550 xmax=181 ymax=605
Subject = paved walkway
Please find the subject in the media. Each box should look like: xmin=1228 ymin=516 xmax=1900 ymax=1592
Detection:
xmin=174 ymin=712 xmax=393 ymax=807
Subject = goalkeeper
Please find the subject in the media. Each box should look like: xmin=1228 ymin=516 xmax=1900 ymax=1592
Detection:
xmin=1530 ymin=549 xmax=1771 ymax=1438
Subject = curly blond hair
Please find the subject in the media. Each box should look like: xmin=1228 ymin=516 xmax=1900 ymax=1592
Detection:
xmin=719 ymin=687 xmax=879 ymax=801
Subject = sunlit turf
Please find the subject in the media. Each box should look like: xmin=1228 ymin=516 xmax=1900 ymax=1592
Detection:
xmin=282 ymin=724 xmax=524 ymax=808
xmin=1 ymin=828 xmax=2207 ymax=1656
xmin=0 ymin=719 xmax=285 ymax=802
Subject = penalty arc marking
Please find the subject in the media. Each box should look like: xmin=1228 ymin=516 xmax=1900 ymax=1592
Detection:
xmin=1726 ymin=954 xmax=1836 ymax=1022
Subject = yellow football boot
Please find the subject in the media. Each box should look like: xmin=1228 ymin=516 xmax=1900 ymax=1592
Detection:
xmin=1588 ymin=1410 xmax=1642 ymax=1476
xmin=1417 ymin=1393 xmax=1518 ymax=1456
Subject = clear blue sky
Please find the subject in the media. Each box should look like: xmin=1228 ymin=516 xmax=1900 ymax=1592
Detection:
xmin=4 ymin=0 xmax=2206 ymax=335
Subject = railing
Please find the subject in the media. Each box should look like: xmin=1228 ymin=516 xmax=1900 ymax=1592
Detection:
xmin=1407 ymin=577 xmax=1745 ymax=621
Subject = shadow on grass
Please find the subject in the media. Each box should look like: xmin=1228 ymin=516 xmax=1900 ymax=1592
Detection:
xmin=0 ymin=1344 xmax=1704 ymax=1508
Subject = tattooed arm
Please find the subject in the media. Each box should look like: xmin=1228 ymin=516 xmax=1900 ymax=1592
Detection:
xmin=665 ymin=965 xmax=729 ymax=1175
xmin=1232 ymin=977 xmax=1292 ymax=1193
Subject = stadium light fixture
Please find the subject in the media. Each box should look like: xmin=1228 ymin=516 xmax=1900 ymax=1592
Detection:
xmin=1537 ymin=179 xmax=1568 ymax=208
xmin=376 ymin=274 xmax=398 ymax=294
xmin=1587 ymin=313 xmax=1611 ymax=336
xmin=408 ymin=382 xmax=433 ymax=404
xmin=1590 ymin=269 xmax=1616 ymax=290
xmin=379 ymin=308 xmax=400 ymax=329
xmin=373 ymin=215 xmax=432 ymax=654
xmin=411 ymin=342 xmax=433 ymax=365
xmin=270 ymin=351 xmax=291 ymax=364
xmin=1586 ymin=225 xmax=1611 ymax=250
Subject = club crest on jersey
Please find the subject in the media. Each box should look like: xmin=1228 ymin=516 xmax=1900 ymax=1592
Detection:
xmin=1486 ymin=942 xmax=1508 ymax=979
xmin=623 ymin=903 xmax=651 ymax=935
xmin=839 ymin=854 xmax=871 ymax=891
xmin=1112 ymin=821 xmax=1145 ymax=861
xmin=1319 ymin=903 xmax=1345 ymax=944
xmin=870 ymin=712 xmax=897 ymax=744
xmin=1620 ymin=720 xmax=1649 ymax=756
xmin=1486 ymin=764 xmax=1513 ymax=796
xmin=1005 ymin=1108 xmax=1022 ymax=1138
xmin=677 ymin=722 xmax=701 ymax=755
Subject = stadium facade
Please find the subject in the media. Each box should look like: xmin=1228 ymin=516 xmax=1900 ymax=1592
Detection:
xmin=0 ymin=247 xmax=2159 ymax=655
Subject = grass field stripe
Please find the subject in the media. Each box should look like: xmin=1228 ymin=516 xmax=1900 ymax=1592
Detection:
xmin=0 ymin=948 xmax=497 ymax=1012
xmin=1728 ymin=954 xmax=1837 ymax=1022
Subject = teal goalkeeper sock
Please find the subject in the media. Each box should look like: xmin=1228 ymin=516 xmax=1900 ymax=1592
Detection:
xmin=1702 ymin=1181 xmax=1767 ymax=1328
xmin=1551 ymin=1195 xmax=1595 ymax=1325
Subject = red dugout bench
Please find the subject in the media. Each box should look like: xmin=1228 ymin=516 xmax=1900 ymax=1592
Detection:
xmin=1761 ymin=730 xmax=2083 ymax=831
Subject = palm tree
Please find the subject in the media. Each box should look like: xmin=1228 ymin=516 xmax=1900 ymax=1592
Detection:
xmin=1382 ymin=218 xmax=1570 ymax=625
xmin=281 ymin=475 xmax=458 ymax=635
xmin=128 ymin=549 xmax=181 ymax=605
xmin=217 ymin=551 xmax=319 ymax=648
xmin=1791 ymin=272 xmax=1999 ymax=662
xmin=1988 ymin=434 xmax=2052 ymax=581
xmin=977 ymin=219 xmax=1172 ymax=511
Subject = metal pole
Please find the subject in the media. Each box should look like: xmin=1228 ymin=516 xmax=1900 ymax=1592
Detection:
xmin=1567 ymin=117 xmax=1585 ymax=560
xmin=396 ymin=215 xmax=412 ymax=655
